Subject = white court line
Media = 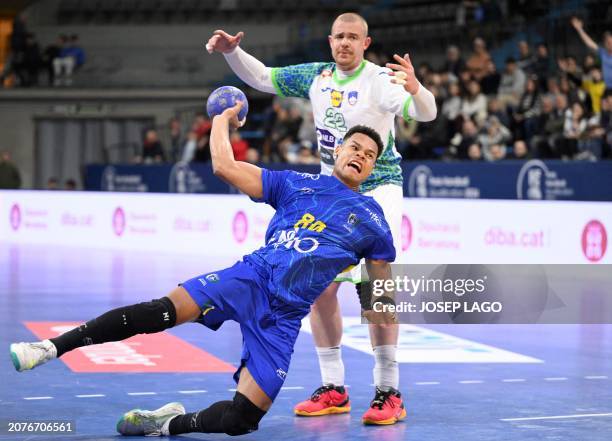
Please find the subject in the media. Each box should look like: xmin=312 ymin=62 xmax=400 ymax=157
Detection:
xmin=24 ymin=396 xmax=53 ymax=400
xmin=502 ymin=379 xmax=526 ymax=383
xmin=415 ymin=381 xmax=440 ymax=385
xmin=501 ymin=413 xmax=612 ymax=422
xmin=76 ymin=394 xmax=105 ymax=398
xmin=280 ymin=386 xmax=304 ymax=390
xmin=459 ymin=380 xmax=484 ymax=384
xmin=544 ymin=377 xmax=568 ymax=381
xmin=127 ymin=392 xmax=157 ymax=396
xmin=179 ymin=390 xmax=207 ymax=394
xmin=585 ymin=376 xmax=608 ymax=380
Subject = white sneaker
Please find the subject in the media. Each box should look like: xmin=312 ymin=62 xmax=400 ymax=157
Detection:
xmin=10 ymin=340 xmax=57 ymax=372
xmin=116 ymin=402 xmax=185 ymax=436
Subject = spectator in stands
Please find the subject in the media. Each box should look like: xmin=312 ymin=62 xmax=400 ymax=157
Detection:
xmin=487 ymin=97 xmax=510 ymax=128
xmin=461 ymin=80 xmax=488 ymax=125
xmin=487 ymin=143 xmax=506 ymax=161
xmin=46 ymin=177 xmax=59 ymax=190
xmin=466 ymin=37 xmax=492 ymax=81
xmin=480 ymin=60 xmax=501 ymax=96
xmin=443 ymin=45 xmax=465 ymax=78
xmin=53 ymin=34 xmax=85 ymax=86
xmin=19 ymin=33 xmax=41 ymax=87
xmin=581 ymin=67 xmax=605 ymax=115
xmin=0 ymin=151 xmax=21 ymax=189
xmin=479 ymin=115 xmax=512 ymax=158
xmin=467 ymin=142 xmax=483 ymax=161
xmin=64 ymin=178 xmax=77 ymax=190
xmin=513 ymin=76 xmax=540 ymax=140
xmin=583 ymin=54 xmax=597 ymax=72
xmin=498 ymin=57 xmax=527 ymax=108
xmin=42 ymin=35 xmax=65 ymax=86
xmin=600 ymin=91 xmax=612 ymax=157
xmin=450 ymin=117 xmax=479 ymax=159
xmin=230 ymin=131 xmax=249 ymax=161
xmin=246 ymin=148 xmax=260 ymax=164
xmin=533 ymin=43 xmax=552 ymax=90
xmin=561 ymin=102 xmax=587 ymax=158
xmin=0 ymin=14 xmax=28 ymax=87
xmin=442 ymin=82 xmax=462 ymax=128
xmin=571 ymin=17 xmax=612 ymax=90
xmin=137 ymin=129 xmax=165 ymax=164
xmin=517 ymin=40 xmax=535 ymax=73
xmin=506 ymin=139 xmax=532 ymax=160
xmin=180 ymin=131 xmax=198 ymax=163
xmin=169 ymin=118 xmax=183 ymax=162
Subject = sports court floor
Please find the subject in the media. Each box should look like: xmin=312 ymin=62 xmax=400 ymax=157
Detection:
xmin=1 ymin=243 xmax=611 ymax=440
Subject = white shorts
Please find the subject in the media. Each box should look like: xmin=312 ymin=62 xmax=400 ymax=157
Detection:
xmin=334 ymin=183 xmax=403 ymax=284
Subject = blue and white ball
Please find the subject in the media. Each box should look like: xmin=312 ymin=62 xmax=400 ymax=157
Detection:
xmin=206 ymin=86 xmax=249 ymax=120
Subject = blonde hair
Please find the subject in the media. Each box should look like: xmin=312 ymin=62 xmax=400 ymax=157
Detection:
xmin=332 ymin=13 xmax=368 ymax=36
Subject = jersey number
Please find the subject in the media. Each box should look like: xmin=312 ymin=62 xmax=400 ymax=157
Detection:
xmin=324 ymin=108 xmax=347 ymax=132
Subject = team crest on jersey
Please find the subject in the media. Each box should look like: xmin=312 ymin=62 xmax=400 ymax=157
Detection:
xmin=321 ymin=69 xmax=332 ymax=78
xmin=344 ymin=213 xmax=360 ymax=233
xmin=348 ymin=91 xmax=358 ymax=105
xmin=330 ymin=89 xmax=344 ymax=108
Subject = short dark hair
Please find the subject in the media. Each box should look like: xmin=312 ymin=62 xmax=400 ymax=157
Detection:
xmin=344 ymin=125 xmax=384 ymax=159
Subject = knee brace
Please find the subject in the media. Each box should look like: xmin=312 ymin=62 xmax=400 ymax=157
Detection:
xmin=170 ymin=392 xmax=267 ymax=436
xmin=128 ymin=297 xmax=177 ymax=334
xmin=218 ymin=392 xmax=266 ymax=436
xmin=84 ymin=296 xmax=177 ymax=344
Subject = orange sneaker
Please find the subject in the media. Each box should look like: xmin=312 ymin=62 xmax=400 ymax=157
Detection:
xmin=294 ymin=385 xmax=351 ymax=416
xmin=361 ymin=387 xmax=406 ymax=425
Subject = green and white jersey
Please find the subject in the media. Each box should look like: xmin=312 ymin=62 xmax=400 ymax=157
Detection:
xmin=271 ymin=60 xmax=413 ymax=193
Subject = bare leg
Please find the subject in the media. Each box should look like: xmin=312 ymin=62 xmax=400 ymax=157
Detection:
xmin=309 ymin=282 xmax=342 ymax=347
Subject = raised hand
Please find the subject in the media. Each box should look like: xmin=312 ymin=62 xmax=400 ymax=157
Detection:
xmin=570 ymin=17 xmax=583 ymax=29
xmin=386 ymin=53 xmax=420 ymax=95
xmin=220 ymin=101 xmax=245 ymax=128
xmin=206 ymin=30 xmax=244 ymax=54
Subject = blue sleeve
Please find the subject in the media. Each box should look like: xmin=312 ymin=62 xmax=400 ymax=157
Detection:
xmin=363 ymin=229 xmax=396 ymax=262
xmin=362 ymin=204 xmax=396 ymax=262
xmin=270 ymin=62 xmax=333 ymax=98
xmin=250 ymin=169 xmax=292 ymax=209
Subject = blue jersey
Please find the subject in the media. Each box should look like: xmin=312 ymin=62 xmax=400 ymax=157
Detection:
xmin=245 ymin=169 xmax=395 ymax=312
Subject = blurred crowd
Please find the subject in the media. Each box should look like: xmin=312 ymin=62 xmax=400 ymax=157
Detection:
xmin=0 ymin=15 xmax=85 ymax=87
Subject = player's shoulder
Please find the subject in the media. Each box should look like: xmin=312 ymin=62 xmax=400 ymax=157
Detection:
xmin=364 ymin=60 xmax=392 ymax=78
xmin=357 ymin=195 xmax=390 ymax=230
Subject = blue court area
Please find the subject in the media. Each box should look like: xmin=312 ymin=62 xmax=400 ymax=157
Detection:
xmin=1 ymin=243 xmax=611 ymax=441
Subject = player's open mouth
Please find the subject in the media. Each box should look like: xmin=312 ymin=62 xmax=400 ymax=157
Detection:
xmin=347 ymin=160 xmax=362 ymax=172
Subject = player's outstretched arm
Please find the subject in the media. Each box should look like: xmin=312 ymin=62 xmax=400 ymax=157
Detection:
xmin=210 ymin=102 xmax=263 ymax=199
xmin=570 ymin=17 xmax=599 ymax=52
xmin=363 ymin=259 xmax=398 ymax=326
xmin=206 ymin=30 xmax=276 ymax=94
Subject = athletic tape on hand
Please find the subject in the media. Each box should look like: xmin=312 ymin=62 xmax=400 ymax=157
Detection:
xmin=391 ymin=71 xmax=407 ymax=85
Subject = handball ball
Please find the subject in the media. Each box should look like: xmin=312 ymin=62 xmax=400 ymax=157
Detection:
xmin=206 ymin=86 xmax=249 ymax=121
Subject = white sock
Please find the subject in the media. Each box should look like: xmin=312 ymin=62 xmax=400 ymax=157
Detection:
xmin=373 ymin=345 xmax=399 ymax=391
xmin=316 ymin=346 xmax=344 ymax=386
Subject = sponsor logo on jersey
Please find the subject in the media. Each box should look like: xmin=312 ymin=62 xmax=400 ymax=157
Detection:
xmin=296 ymin=172 xmax=320 ymax=180
xmin=294 ymin=213 xmax=327 ymax=232
xmin=330 ymin=89 xmax=344 ymax=107
xmin=364 ymin=207 xmax=383 ymax=228
xmin=268 ymin=228 xmax=320 ymax=254
xmin=348 ymin=90 xmax=358 ymax=105
xmin=300 ymin=187 xmax=315 ymax=194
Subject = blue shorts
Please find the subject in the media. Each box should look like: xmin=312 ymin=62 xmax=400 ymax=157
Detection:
xmin=181 ymin=260 xmax=302 ymax=401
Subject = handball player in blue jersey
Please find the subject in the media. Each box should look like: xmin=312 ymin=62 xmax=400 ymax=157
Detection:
xmin=9 ymin=101 xmax=397 ymax=436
